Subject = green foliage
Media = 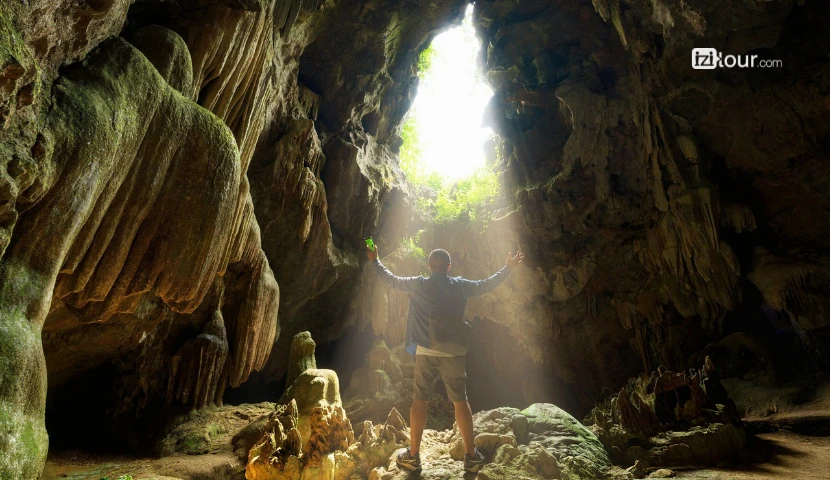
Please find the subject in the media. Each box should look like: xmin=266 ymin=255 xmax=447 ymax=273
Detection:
xmin=401 ymin=230 xmax=427 ymax=272
xmin=404 ymin=235 xmax=425 ymax=262
xmin=400 ymin=116 xmax=502 ymax=224
xmin=206 ymin=423 xmax=226 ymax=438
xmin=417 ymin=45 xmax=437 ymax=79
xmin=400 ymin=116 xmax=442 ymax=191
xmin=434 ymin=167 xmax=501 ymax=223
xmin=182 ymin=432 xmax=207 ymax=454
xmin=399 ymin=116 xmax=422 ymax=183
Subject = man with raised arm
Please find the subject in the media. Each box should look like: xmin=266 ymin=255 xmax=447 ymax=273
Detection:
xmin=366 ymin=245 xmax=524 ymax=473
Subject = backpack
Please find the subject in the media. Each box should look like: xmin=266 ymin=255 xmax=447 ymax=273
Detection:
xmin=427 ymin=314 xmax=472 ymax=356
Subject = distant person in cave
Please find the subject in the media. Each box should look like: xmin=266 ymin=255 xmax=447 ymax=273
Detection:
xmin=366 ymin=244 xmax=524 ymax=473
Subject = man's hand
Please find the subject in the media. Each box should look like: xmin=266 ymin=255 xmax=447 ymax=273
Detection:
xmin=367 ymin=244 xmax=378 ymax=261
xmin=506 ymin=251 xmax=524 ymax=269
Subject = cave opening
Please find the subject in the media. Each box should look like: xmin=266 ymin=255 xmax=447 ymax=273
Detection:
xmin=399 ymin=4 xmax=501 ymax=221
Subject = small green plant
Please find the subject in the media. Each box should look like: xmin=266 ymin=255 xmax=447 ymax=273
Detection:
xmin=401 ymin=231 xmax=427 ymax=270
xmin=182 ymin=433 xmax=206 ymax=454
xmin=417 ymin=45 xmax=437 ymax=78
xmin=206 ymin=423 xmax=226 ymax=438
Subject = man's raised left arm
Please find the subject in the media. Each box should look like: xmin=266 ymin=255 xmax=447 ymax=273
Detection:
xmin=461 ymin=251 xmax=525 ymax=298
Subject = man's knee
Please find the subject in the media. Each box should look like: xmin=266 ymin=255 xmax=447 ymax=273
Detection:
xmin=453 ymin=400 xmax=472 ymax=415
xmin=444 ymin=376 xmax=467 ymax=403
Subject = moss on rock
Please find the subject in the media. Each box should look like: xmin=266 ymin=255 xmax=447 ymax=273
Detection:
xmin=1 ymin=34 xmax=246 ymax=478
xmin=0 ymin=261 xmax=50 ymax=480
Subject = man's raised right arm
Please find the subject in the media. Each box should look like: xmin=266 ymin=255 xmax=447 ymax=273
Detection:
xmin=368 ymin=245 xmax=421 ymax=293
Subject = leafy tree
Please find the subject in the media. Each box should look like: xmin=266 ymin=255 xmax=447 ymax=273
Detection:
xmin=399 ymin=117 xmax=502 ymax=224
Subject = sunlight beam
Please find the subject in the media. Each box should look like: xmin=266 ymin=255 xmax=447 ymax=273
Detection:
xmin=407 ymin=5 xmax=493 ymax=181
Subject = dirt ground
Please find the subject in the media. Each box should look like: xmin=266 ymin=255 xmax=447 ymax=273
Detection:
xmin=40 ymin=403 xmax=273 ymax=480
xmin=678 ymin=429 xmax=830 ymax=479
xmin=41 ymin=450 xmax=242 ymax=480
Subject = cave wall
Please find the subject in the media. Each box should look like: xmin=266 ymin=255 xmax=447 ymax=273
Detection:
xmin=2 ymin=0 xmax=830 ymax=477
xmin=470 ymin=0 xmax=830 ymax=409
xmin=0 ymin=0 xmax=465 ymax=476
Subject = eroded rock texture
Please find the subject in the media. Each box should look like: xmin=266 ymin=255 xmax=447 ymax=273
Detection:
xmin=369 ymin=403 xmax=612 ymax=480
xmin=586 ymin=358 xmax=746 ymax=471
xmin=2 ymin=0 xmax=830 ymax=477
xmin=3 ymin=0 xmax=469 ymax=472
xmin=453 ymin=0 xmax=830 ymax=413
xmin=0 ymin=28 xmax=273 ymax=473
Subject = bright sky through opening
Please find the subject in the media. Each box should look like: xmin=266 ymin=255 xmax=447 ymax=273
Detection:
xmin=409 ymin=5 xmax=493 ymax=180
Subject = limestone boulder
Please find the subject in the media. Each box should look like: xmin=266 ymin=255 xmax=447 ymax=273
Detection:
xmin=447 ymin=404 xmax=610 ymax=479
xmin=374 ymin=403 xmax=611 ymax=480
xmin=277 ymin=332 xmax=343 ymax=441
xmin=587 ymin=359 xmax=746 ymax=470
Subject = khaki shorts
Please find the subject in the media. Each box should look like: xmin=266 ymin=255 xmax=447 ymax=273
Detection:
xmin=413 ymin=354 xmax=467 ymax=402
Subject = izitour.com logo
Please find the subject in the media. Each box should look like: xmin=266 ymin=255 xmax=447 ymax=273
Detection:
xmin=692 ymin=48 xmax=783 ymax=70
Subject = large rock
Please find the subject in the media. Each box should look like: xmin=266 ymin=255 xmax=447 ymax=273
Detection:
xmin=446 ymin=404 xmax=611 ymax=479
xmin=242 ymin=332 xmax=414 ymax=480
xmin=372 ymin=403 xmax=611 ymax=480
xmin=0 ymin=34 xmax=268 ymax=476
xmin=3 ymin=1 xmax=292 ymax=472
xmin=586 ymin=359 xmax=746 ymax=471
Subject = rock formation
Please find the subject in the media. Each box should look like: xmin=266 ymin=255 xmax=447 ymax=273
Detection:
xmin=586 ymin=358 xmax=746 ymax=472
xmin=238 ymin=331 xmax=405 ymax=480
xmin=2 ymin=0 xmax=830 ymax=477
xmin=277 ymin=332 xmax=345 ymax=442
xmin=368 ymin=403 xmax=613 ymax=480
xmin=241 ymin=332 xmax=618 ymax=480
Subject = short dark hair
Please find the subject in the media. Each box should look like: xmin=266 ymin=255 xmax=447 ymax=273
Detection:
xmin=428 ymin=249 xmax=451 ymax=272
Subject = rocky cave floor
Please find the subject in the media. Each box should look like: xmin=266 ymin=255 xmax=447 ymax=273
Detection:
xmin=38 ymin=333 xmax=830 ymax=480
xmin=39 ymin=403 xmax=830 ymax=480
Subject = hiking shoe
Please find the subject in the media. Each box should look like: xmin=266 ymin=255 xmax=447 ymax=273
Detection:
xmin=396 ymin=447 xmax=422 ymax=472
xmin=464 ymin=448 xmax=486 ymax=473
